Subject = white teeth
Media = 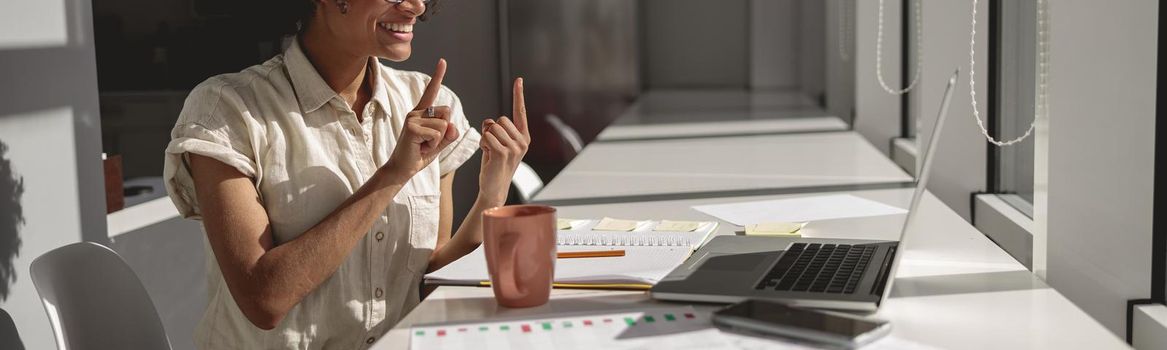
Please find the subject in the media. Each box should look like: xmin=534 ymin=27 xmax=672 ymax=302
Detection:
xmin=380 ymin=22 xmax=412 ymax=33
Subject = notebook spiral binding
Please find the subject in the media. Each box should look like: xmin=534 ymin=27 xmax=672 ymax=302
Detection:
xmin=556 ymin=233 xmax=692 ymax=247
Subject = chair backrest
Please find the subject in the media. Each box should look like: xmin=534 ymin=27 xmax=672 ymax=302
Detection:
xmin=512 ymin=162 xmax=545 ymax=203
xmin=509 ymin=114 xmax=581 ymax=203
xmin=1 ymin=308 xmax=24 ymax=350
xmin=544 ymin=114 xmax=584 ymax=157
xmin=30 ymin=242 xmax=171 ymax=350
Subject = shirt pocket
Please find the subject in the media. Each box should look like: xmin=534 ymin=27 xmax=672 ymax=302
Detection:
xmin=405 ymin=194 xmax=441 ymax=274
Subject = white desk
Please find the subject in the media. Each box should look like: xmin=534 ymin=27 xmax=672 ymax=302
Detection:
xmin=536 ymin=132 xmax=913 ymax=204
xmin=634 ymin=89 xmax=819 ymax=113
xmin=597 ymin=114 xmax=849 ymax=142
xmin=379 ymin=189 xmax=1127 ymax=349
xmin=596 ymin=89 xmax=845 ymax=142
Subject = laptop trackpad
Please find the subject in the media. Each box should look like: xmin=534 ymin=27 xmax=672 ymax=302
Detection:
xmin=699 ymin=252 xmax=775 ymax=271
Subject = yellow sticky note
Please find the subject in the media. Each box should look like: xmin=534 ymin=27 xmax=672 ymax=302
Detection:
xmin=557 ymin=219 xmax=574 ymax=230
xmin=654 ymin=220 xmax=701 ymax=232
xmin=745 ymin=222 xmax=807 ymax=236
xmin=592 ymin=217 xmax=640 ymax=232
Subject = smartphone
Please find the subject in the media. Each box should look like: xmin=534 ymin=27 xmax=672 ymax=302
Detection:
xmin=712 ymin=299 xmax=890 ymax=348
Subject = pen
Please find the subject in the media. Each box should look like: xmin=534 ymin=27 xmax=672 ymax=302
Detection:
xmin=557 ymin=250 xmax=626 ymax=259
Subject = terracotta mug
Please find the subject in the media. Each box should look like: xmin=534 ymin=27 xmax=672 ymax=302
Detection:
xmin=482 ymin=205 xmax=557 ymax=308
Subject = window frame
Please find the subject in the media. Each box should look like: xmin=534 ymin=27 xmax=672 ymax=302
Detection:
xmin=893 ymin=0 xmax=919 ymax=177
xmin=971 ymin=0 xmax=1036 ymax=269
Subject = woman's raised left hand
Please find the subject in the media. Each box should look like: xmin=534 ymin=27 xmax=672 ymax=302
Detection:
xmin=478 ymin=78 xmax=531 ymax=206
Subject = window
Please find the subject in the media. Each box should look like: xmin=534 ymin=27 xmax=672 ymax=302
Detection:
xmin=972 ymin=0 xmax=1040 ymax=269
xmin=888 ymin=0 xmax=921 ymax=176
xmin=990 ymin=0 xmax=1038 ymax=216
xmin=93 ymin=0 xmax=292 ymax=211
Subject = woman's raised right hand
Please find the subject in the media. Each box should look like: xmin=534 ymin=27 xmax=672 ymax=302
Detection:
xmin=385 ymin=59 xmax=459 ymax=179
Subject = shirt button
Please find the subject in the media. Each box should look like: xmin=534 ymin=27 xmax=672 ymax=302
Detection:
xmin=375 ymin=288 xmax=384 ymax=298
xmin=366 ymin=336 xmax=376 ymax=344
xmin=375 ymin=231 xmax=385 ymax=241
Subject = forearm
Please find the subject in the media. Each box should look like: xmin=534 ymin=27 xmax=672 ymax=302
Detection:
xmin=244 ymin=167 xmax=408 ymax=318
xmin=426 ymin=196 xmax=501 ymax=272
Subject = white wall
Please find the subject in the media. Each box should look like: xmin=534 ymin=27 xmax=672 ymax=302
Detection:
xmin=0 ymin=0 xmax=108 ymax=349
xmin=853 ymin=0 xmax=905 ymax=154
xmin=1038 ymin=0 xmax=1157 ymax=337
xmin=0 ymin=0 xmax=68 ymax=50
xmin=915 ymin=0 xmax=989 ymax=220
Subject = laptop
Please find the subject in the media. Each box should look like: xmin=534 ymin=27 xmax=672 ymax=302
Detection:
xmin=651 ymin=69 xmax=959 ymax=312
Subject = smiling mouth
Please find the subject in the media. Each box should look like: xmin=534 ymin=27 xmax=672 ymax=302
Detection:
xmin=379 ymin=22 xmax=413 ymax=33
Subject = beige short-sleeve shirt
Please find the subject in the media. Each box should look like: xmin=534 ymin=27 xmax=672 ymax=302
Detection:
xmin=162 ymin=40 xmax=480 ymax=349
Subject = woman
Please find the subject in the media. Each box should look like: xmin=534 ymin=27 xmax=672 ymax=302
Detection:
xmin=162 ymin=0 xmax=530 ymax=348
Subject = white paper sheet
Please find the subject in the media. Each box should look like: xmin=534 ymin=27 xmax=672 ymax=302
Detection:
xmin=692 ymin=194 xmax=907 ymax=226
xmin=410 ymin=307 xmax=735 ymax=350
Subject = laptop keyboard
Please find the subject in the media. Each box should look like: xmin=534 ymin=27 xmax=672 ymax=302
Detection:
xmin=754 ymin=243 xmax=876 ymax=294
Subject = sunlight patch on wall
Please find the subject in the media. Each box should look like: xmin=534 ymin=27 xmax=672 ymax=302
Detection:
xmin=0 ymin=0 xmax=69 ymax=50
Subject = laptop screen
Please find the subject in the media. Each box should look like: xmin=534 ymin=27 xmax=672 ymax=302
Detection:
xmin=877 ymin=69 xmax=959 ymax=305
xmin=896 ymin=69 xmax=958 ymax=244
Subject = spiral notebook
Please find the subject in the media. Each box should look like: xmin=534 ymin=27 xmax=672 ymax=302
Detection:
xmin=425 ymin=218 xmax=718 ymax=289
xmin=425 ymin=245 xmax=693 ymax=289
xmin=556 ymin=218 xmax=719 ymax=250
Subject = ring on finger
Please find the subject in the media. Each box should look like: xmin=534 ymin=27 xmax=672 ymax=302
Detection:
xmin=425 ymin=106 xmax=435 ymax=118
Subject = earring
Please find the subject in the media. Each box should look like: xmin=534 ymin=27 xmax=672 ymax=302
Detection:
xmin=336 ymin=0 xmax=350 ymax=14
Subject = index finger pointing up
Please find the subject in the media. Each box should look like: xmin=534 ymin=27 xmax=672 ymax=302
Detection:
xmin=513 ymin=77 xmax=528 ymax=137
xmin=414 ymin=58 xmax=447 ymax=111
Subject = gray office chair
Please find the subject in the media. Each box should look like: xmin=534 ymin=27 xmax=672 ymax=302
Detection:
xmin=512 ymin=161 xmax=544 ymax=203
xmin=30 ymin=242 xmax=172 ymax=350
xmin=508 ymin=114 xmax=586 ymax=203
xmin=545 ymin=113 xmax=584 ymax=157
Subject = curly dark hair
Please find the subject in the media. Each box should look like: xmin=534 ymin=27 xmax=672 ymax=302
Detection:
xmin=276 ymin=0 xmax=443 ymax=36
